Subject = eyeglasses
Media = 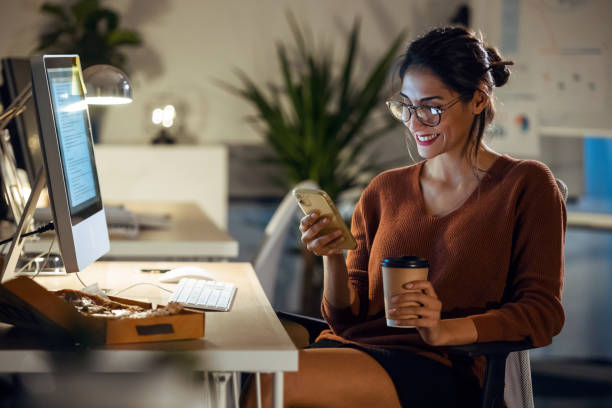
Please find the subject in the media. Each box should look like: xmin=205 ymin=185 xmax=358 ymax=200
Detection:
xmin=385 ymin=96 xmax=462 ymax=127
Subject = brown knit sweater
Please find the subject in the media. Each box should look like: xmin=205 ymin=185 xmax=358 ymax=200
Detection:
xmin=318 ymin=154 xmax=566 ymax=385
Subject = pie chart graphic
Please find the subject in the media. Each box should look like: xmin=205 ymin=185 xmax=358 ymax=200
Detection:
xmin=514 ymin=114 xmax=530 ymax=133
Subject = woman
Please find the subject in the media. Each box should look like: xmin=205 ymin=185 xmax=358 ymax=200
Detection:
xmin=245 ymin=26 xmax=566 ymax=408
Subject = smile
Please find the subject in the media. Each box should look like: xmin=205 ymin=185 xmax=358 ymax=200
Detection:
xmin=415 ymin=133 xmax=440 ymax=145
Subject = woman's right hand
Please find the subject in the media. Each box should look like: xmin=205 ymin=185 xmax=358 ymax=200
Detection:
xmin=299 ymin=211 xmax=345 ymax=256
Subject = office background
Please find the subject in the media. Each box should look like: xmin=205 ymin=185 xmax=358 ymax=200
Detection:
xmin=1 ymin=0 xmax=611 ymax=406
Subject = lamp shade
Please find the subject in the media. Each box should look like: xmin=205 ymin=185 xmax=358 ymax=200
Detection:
xmin=82 ymin=64 xmax=132 ymax=105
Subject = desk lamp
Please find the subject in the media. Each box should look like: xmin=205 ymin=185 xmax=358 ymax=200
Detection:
xmin=0 ymin=64 xmax=132 ymax=134
xmin=0 ymin=60 xmax=132 ymax=279
xmin=82 ymin=64 xmax=132 ymax=105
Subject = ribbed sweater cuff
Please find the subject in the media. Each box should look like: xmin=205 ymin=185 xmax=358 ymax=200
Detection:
xmin=470 ymin=312 xmax=506 ymax=343
xmin=322 ymin=296 xmax=358 ymax=328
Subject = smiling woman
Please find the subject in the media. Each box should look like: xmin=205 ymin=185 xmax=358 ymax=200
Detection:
xmin=245 ymin=26 xmax=567 ymax=408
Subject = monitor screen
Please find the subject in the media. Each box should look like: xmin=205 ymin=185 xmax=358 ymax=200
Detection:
xmin=45 ymin=62 xmax=102 ymax=221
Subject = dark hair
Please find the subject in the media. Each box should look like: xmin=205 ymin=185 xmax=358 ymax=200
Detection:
xmin=398 ymin=26 xmax=511 ymax=167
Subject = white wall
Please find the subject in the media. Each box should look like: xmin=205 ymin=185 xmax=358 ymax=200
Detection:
xmin=0 ymin=0 xmax=462 ymax=145
xmin=471 ymin=0 xmax=612 ymax=132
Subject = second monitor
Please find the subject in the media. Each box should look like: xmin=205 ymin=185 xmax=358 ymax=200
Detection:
xmin=0 ymin=57 xmax=43 ymax=184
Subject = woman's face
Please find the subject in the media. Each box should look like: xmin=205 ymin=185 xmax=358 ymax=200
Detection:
xmin=400 ymin=68 xmax=477 ymax=160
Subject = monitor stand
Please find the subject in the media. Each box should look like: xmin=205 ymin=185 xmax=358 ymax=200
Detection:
xmin=0 ymin=167 xmax=63 ymax=282
xmin=13 ymin=251 xmax=65 ymax=276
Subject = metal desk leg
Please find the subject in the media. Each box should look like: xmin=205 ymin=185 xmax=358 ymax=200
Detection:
xmin=232 ymin=372 xmax=240 ymax=408
xmin=255 ymin=373 xmax=262 ymax=408
xmin=210 ymin=372 xmax=232 ymax=407
xmin=202 ymin=371 xmax=212 ymax=408
xmin=273 ymin=372 xmax=283 ymax=408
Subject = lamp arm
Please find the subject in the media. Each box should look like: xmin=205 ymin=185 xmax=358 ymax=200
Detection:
xmin=0 ymin=82 xmax=32 ymax=131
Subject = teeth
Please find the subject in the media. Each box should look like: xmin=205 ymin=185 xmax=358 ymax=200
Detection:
xmin=417 ymin=134 xmax=439 ymax=142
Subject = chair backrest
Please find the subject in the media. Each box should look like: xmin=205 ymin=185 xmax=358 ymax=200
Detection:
xmin=252 ymin=180 xmax=319 ymax=304
xmin=504 ymin=351 xmax=534 ymax=408
xmin=556 ymin=178 xmax=569 ymax=202
xmin=503 ymin=178 xmax=567 ymax=408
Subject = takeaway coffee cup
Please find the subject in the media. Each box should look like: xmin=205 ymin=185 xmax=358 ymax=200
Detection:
xmin=381 ymin=256 xmax=429 ymax=328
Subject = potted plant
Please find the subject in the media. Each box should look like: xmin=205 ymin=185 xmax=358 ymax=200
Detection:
xmin=35 ymin=0 xmax=142 ymax=143
xmin=223 ymin=15 xmax=405 ymax=314
xmin=35 ymin=0 xmax=142 ymax=73
xmin=223 ymin=15 xmax=405 ymax=201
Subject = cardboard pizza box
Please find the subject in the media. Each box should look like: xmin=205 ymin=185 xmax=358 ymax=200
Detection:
xmin=0 ymin=276 xmax=205 ymax=345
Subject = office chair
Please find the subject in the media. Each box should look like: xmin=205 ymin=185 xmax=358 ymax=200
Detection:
xmin=276 ymin=178 xmax=568 ymax=408
xmin=252 ymin=180 xmax=319 ymax=304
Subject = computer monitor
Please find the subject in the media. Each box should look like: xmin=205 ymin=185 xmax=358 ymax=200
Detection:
xmin=0 ymin=57 xmax=43 ymax=183
xmin=27 ymin=54 xmax=109 ymax=272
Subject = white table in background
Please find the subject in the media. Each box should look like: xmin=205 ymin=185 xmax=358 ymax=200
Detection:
xmin=567 ymin=211 xmax=612 ymax=232
xmin=8 ymin=201 xmax=239 ymax=261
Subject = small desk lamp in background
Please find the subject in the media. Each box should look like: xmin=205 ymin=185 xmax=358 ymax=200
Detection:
xmin=151 ymin=104 xmax=177 ymax=144
xmin=0 ymin=60 xmax=133 ymax=277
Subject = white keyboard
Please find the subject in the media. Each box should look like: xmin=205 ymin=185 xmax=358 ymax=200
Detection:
xmin=169 ymin=278 xmax=236 ymax=312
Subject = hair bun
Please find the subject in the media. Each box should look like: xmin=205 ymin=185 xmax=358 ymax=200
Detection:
xmin=486 ymin=46 xmax=511 ymax=87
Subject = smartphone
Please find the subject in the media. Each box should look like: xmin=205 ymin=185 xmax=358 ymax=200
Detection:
xmin=292 ymin=188 xmax=357 ymax=250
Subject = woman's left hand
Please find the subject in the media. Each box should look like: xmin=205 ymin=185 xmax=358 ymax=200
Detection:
xmin=387 ymin=280 xmax=445 ymax=346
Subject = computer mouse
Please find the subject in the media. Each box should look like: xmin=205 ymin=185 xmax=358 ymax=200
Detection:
xmin=158 ymin=266 xmax=214 ymax=283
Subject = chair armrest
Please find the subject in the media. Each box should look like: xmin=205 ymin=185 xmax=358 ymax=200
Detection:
xmin=276 ymin=311 xmax=328 ymax=344
xmin=439 ymin=340 xmax=533 ymax=357
xmin=275 ymin=312 xmax=535 ymax=408
xmin=439 ymin=341 xmax=533 ymax=408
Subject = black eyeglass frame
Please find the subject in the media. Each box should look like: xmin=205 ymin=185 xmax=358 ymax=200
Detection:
xmin=385 ymin=96 xmax=463 ymax=127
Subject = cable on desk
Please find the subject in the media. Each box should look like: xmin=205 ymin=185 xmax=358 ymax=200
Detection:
xmin=111 ymin=282 xmax=173 ymax=297
xmin=21 ymin=236 xmax=56 ymax=279
xmin=75 ymin=271 xmax=88 ymax=289
xmin=0 ymin=222 xmax=55 ymax=245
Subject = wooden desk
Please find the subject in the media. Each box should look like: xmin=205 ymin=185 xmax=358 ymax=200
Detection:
xmin=0 ymin=262 xmax=297 ymax=407
xmin=2 ymin=201 xmax=239 ymax=261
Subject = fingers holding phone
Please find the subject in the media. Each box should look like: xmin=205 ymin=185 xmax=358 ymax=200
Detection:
xmin=294 ymin=188 xmax=357 ymax=256
xmin=299 ymin=212 xmax=346 ymax=256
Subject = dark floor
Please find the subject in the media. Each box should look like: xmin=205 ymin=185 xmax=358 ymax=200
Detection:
xmin=228 ymin=194 xmax=612 ymax=406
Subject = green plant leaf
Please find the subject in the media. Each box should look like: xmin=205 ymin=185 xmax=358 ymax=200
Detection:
xmin=338 ymin=32 xmax=405 ymax=148
xmin=286 ymin=11 xmax=307 ymax=60
xmin=36 ymin=0 xmax=140 ymax=72
xmin=84 ymin=9 xmax=118 ymax=32
xmin=107 ymin=29 xmax=142 ymax=47
xmin=71 ymin=0 xmax=100 ymax=24
xmin=277 ymin=45 xmax=302 ymax=126
xmin=338 ymin=19 xmax=359 ymax=109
